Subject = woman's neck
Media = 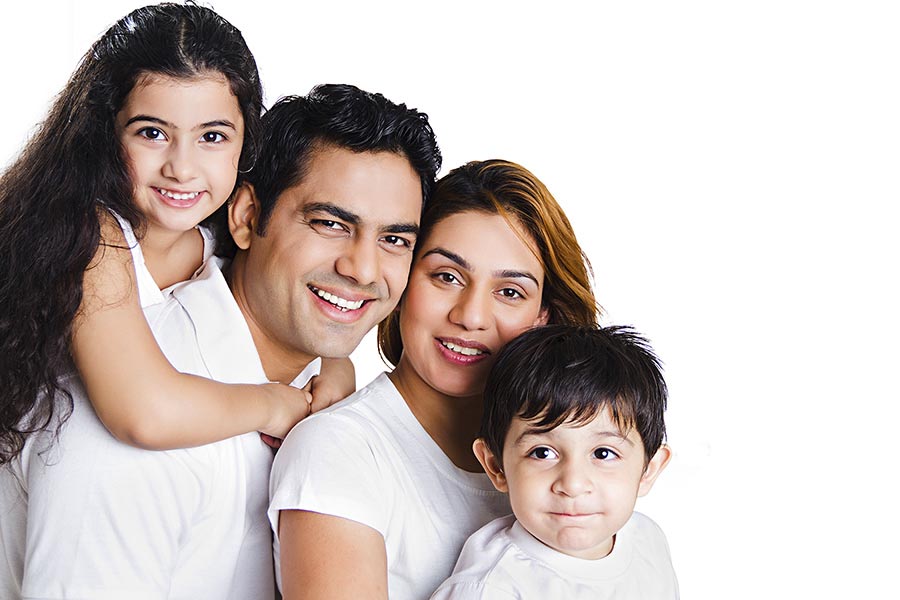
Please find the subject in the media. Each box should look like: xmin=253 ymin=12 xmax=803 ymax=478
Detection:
xmin=388 ymin=360 xmax=485 ymax=473
xmin=140 ymin=224 xmax=204 ymax=289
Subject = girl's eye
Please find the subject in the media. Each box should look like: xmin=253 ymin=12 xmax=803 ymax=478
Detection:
xmin=137 ymin=127 xmax=165 ymax=141
xmin=201 ymin=131 xmax=226 ymax=143
xmin=528 ymin=446 xmax=558 ymax=460
xmin=593 ymin=447 xmax=618 ymax=461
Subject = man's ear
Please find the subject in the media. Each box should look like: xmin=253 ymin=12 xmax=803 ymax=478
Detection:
xmin=473 ymin=438 xmax=508 ymax=493
xmin=228 ymin=184 xmax=259 ymax=250
xmin=638 ymin=444 xmax=672 ymax=497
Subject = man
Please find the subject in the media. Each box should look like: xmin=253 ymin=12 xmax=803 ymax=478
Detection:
xmin=0 ymin=84 xmax=441 ymax=599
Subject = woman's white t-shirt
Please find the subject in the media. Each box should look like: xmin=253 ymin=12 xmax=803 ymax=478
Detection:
xmin=269 ymin=373 xmax=511 ymax=600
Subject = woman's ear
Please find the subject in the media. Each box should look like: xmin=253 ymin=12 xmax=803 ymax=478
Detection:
xmin=533 ymin=305 xmax=550 ymax=327
xmin=638 ymin=444 xmax=672 ymax=497
xmin=228 ymin=184 xmax=259 ymax=250
xmin=473 ymin=438 xmax=508 ymax=493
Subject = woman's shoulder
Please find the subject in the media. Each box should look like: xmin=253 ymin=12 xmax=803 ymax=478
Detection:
xmin=284 ymin=374 xmax=398 ymax=444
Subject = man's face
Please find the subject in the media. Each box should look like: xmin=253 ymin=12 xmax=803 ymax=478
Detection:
xmin=230 ymin=145 xmax=422 ymax=380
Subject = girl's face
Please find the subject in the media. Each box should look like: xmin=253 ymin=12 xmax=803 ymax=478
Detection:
xmin=396 ymin=210 xmax=549 ymax=399
xmin=115 ymin=73 xmax=244 ymax=238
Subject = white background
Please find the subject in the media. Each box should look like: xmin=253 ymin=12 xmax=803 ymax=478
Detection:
xmin=2 ymin=1 xmax=898 ymax=597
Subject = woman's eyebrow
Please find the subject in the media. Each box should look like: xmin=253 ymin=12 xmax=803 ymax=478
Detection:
xmin=421 ymin=247 xmax=470 ymax=270
xmin=494 ymin=269 xmax=539 ymax=286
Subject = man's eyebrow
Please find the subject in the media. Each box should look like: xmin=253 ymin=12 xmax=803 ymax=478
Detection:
xmin=383 ymin=222 xmax=419 ymax=236
xmin=302 ymin=202 xmax=360 ymax=225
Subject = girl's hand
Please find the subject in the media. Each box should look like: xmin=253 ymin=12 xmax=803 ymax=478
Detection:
xmin=308 ymin=358 xmax=356 ymax=414
xmin=260 ymin=384 xmax=313 ymax=446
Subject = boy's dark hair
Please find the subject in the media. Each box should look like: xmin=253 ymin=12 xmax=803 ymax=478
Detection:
xmin=239 ymin=84 xmax=441 ymax=243
xmin=480 ymin=324 xmax=668 ymax=464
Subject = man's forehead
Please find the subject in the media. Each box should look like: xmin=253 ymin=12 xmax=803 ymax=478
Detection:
xmin=285 ymin=146 xmax=423 ymax=226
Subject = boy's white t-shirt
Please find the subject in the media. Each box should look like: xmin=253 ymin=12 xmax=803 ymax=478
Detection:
xmin=430 ymin=512 xmax=679 ymax=600
xmin=269 ymin=373 xmax=512 ymax=600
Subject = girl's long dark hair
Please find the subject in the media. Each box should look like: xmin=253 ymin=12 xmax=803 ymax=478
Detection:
xmin=0 ymin=3 xmax=263 ymax=463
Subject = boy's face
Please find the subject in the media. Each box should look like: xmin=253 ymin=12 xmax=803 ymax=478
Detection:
xmin=475 ymin=408 xmax=670 ymax=560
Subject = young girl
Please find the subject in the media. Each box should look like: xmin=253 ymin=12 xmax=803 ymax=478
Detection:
xmin=0 ymin=3 xmax=351 ymax=463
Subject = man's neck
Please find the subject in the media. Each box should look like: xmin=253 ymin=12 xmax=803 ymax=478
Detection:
xmin=225 ymin=252 xmax=318 ymax=384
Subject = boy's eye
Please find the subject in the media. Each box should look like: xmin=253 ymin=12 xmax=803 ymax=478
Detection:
xmin=528 ymin=446 xmax=558 ymax=460
xmin=137 ymin=127 xmax=164 ymax=141
xmin=593 ymin=447 xmax=618 ymax=460
xmin=201 ymin=131 xmax=226 ymax=143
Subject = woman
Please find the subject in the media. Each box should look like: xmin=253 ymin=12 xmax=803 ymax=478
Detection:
xmin=269 ymin=159 xmax=599 ymax=599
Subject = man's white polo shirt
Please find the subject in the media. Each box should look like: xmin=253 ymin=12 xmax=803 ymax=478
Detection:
xmin=1 ymin=257 xmax=320 ymax=600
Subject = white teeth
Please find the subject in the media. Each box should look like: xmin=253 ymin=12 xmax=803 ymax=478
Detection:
xmin=159 ymin=189 xmax=200 ymax=201
xmin=314 ymin=288 xmax=364 ymax=311
xmin=442 ymin=341 xmax=484 ymax=356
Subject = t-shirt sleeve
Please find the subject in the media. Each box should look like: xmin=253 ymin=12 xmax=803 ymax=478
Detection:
xmin=268 ymin=411 xmax=390 ymax=540
xmin=21 ymin=397 xmax=202 ymax=599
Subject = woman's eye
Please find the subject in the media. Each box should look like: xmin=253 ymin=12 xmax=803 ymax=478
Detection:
xmin=201 ymin=131 xmax=226 ymax=143
xmin=498 ymin=288 xmax=524 ymax=300
xmin=593 ymin=447 xmax=618 ymax=460
xmin=137 ymin=127 xmax=164 ymax=141
xmin=528 ymin=446 xmax=558 ymax=460
xmin=436 ymin=272 xmax=459 ymax=285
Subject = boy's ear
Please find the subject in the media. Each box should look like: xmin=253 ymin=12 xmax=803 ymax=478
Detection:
xmin=228 ymin=184 xmax=259 ymax=250
xmin=638 ymin=444 xmax=672 ymax=497
xmin=473 ymin=438 xmax=508 ymax=493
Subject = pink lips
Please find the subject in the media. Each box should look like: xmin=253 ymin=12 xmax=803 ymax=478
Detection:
xmin=434 ymin=337 xmax=491 ymax=366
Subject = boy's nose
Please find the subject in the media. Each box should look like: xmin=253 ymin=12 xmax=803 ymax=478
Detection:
xmin=551 ymin=461 xmax=592 ymax=497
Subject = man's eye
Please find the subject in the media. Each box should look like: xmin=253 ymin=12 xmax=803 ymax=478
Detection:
xmin=313 ymin=220 xmax=343 ymax=230
xmin=528 ymin=447 xmax=558 ymax=460
xmin=383 ymin=235 xmax=410 ymax=248
xmin=593 ymin=448 xmax=618 ymax=460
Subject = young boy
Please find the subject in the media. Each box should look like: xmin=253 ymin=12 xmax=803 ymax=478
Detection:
xmin=431 ymin=324 xmax=678 ymax=599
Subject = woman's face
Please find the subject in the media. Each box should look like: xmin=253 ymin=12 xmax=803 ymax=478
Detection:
xmin=397 ymin=210 xmax=549 ymax=399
